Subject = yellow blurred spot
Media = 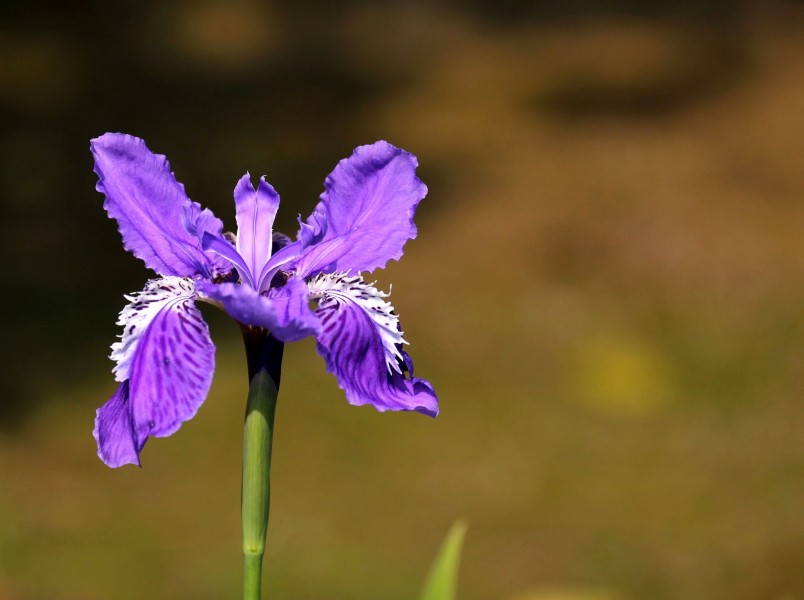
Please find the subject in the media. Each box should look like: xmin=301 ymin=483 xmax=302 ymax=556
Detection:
xmin=574 ymin=333 xmax=671 ymax=415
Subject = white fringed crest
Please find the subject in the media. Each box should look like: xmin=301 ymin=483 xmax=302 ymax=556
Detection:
xmin=110 ymin=276 xmax=196 ymax=382
xmin=307 ymin=272 xmax=407 ymax=374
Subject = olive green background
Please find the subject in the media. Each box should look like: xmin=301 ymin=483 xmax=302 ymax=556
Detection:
xmin=1 ymin=2 xmax=803 ymax=599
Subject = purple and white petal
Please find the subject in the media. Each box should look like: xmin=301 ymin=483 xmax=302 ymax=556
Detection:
xmin=196 ymin=280 xmax=320 ymax=342
xmin=110 ymin=277 xmax=194 ymax=381
xmin=293 ymin=141 xmax=427 ymax=278
xmin=234 ymin=174 xmax=280 ymax=286
xmin=308 ymin=273 xmax=405 ymax=373
xmin=310 ymin=273 xmax=438 ymax=416
xmin=96 ymin=276 xmax=216 ymax=467
xmin=91 ymin=133 xmax=230 ymax=278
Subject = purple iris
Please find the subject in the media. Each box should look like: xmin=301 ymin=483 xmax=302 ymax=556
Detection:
xmin=91 ymin=133 xmax=438 ymax=468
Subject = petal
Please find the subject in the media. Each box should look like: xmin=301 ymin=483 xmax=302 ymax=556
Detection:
xmin=97 ymin=276 xmax=216 ymax=467
xmin=94 ymin=381 xmax=141 ymax=468
xmin=308 ymin=273 xmax=405 ymax=372
xmin=234 ymin=174 xmax=280 ymax=285
xmin=129 ymin=291 xmax=215 ymax=440
xmin=293 ymin=141 xmax=427 ymax=277
xmin=91 ymin=133 xmax=229 ymax=278
xmin=265 ymin=277 xmax=321 ymax=342
xmin=201 ymin=231 xmax=255 ymax=288
xmin=110 ymin=276 xmax=196 ymax=382
xmin=196 ymin=280 xmax=319 ymax=342
xmin=311 ymin=273 xmax=438 ymax=416
xmin=256 ymin=239 xmax=302 ymax=292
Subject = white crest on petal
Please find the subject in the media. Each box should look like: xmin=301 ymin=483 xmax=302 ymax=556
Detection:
xmin=307 ymin=272 xmax=407 ymax=374
xmin=110 ymin=276 xmax=196 ymax=382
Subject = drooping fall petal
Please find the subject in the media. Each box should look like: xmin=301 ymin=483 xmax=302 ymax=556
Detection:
xmin=95 ymin=277 xmax=216 ymax=467
xmin=310 ymin=273 xmax=438 ymax=416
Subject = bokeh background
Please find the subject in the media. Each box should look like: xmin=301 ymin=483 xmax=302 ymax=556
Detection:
xmin=1 ymin=1 xmax=803 ymax=599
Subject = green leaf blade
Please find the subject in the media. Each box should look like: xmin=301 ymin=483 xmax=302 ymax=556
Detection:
xmin=419 ymin=521 xmax=468 ymax=600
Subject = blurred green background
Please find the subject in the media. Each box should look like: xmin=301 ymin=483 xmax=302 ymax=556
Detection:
xmin=1 ymin=1 xmax=803 ymax=599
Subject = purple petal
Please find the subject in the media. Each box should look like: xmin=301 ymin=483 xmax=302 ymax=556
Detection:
xmin=234 ymin=174 xmax=280 ymax=286
xmin=266 ymin=277 xmax=321 ymax=342
xmin=312 ymin=277 xmax=438 ymax=416
xmin=95 ymin=277 xmax=215 ymax=467
xmin=256 ymin=240 xmax=302 ymax=292
xmin=94 ymin=381 xmax=141 ymax=468
xmin=196 ymin=280 xmax=319 ymax=342
xmin=129 ymin=299 xmax=215 ymax=440
xmin=91 ymin=133 xmax=229 ymax=278
xmin=293 ymin=141 xmax=427 ymax=277
xmin=201 ymin=231 xmax=255 ymax=288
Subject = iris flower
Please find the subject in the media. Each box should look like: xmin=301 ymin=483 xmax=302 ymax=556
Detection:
xmin=91 ymin=133 xmax=438 ymax=468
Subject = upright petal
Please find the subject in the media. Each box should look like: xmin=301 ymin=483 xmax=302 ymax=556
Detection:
xmin=95 ymin=277 xmax=216 ymax=467
xmin=201 ymin=232 xmax=255 ymax=288
xmin=256 ymin=239 xmax=302 ymax=292
xmin=196 ymin=280 xmax=319 ymax=342
xmin=234 ymin=174 xmax=280 ymax=285
xmin=310 ymin=273 xmax=438 ymax=416
xmin=293 ymin=141 xmax=427 ymax=277
xmin=91 ymin=133 xmax=229 ymax=278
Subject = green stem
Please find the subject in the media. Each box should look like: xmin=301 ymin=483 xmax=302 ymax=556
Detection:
xmin=244 ymin=553 xmax=265 ymax=600
xmin=241 ymin=330 xmax=283 ymax=600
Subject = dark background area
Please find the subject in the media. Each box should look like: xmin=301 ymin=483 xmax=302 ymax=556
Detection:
xmin=1 ymin=1 xmax=803 ymax=599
